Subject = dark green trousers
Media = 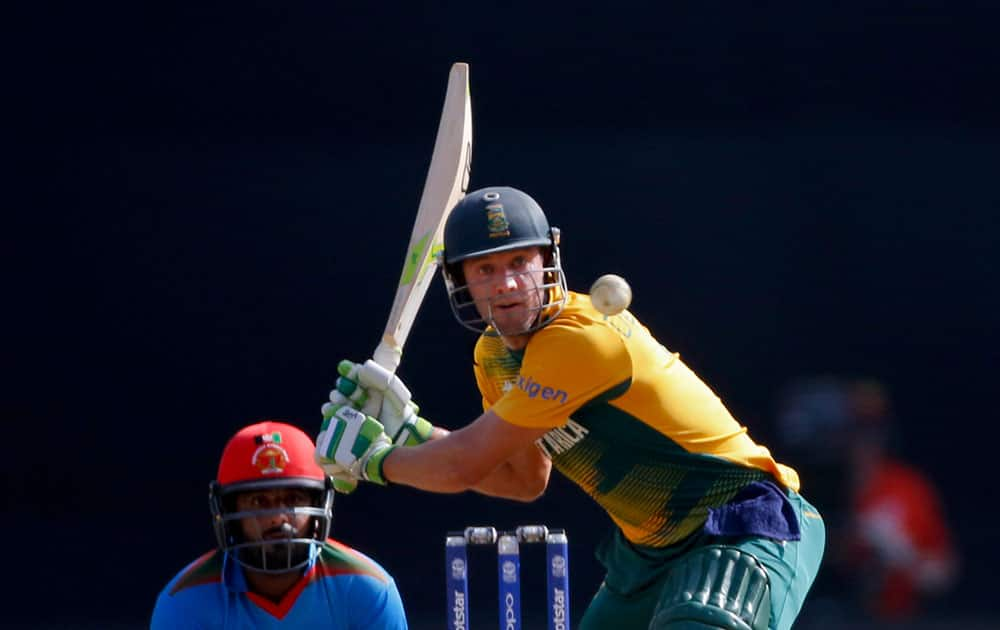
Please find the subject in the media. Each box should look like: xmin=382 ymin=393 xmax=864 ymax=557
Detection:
xmin=579 ymin=491 xmax=825 ymax=630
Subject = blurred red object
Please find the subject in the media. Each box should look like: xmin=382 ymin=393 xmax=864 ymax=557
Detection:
xmin=846 ymin=382 xmax=959 ymax=619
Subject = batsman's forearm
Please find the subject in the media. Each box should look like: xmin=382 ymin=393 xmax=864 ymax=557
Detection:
xmin=381 ymin=430 xmax=550 ymax=501
xmin=382 ymin=439 xmax=482 ymax=494
xmin=470 ymin=446 xmax=551 ymax=501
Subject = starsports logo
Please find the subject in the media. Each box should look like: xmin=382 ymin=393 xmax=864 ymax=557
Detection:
xmin=451 ymin=590 xmax=466 ymax=630
xmin=551 ymin=587 xmax=567 ymax=630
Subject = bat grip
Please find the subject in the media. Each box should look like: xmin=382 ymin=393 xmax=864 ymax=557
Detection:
xmin=362 ymin=340 xmax=402 ymax=416
xmin=372 ymin=340 xmax=402 ymax=373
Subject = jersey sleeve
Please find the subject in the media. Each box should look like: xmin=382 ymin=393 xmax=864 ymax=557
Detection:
xmin=491 ymin=317 xmax=632 ymax=429
xmin=473 ymin=360 xmax=498 ymax=411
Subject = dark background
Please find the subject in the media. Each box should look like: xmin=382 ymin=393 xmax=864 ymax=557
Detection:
xmin=8 ymin=2 xmax=998 ymax=628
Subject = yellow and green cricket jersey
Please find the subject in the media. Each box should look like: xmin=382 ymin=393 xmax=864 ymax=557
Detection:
xmin=474 ymin=291 xmax=800 ymax=547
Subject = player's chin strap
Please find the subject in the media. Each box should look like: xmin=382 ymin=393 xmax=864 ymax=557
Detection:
xmin=649 ymin=546 xmax=771 ymax=630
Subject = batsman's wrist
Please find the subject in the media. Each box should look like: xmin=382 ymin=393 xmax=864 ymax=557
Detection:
xmin=395 ymin=416 xmax=435 ymax=446
xmin=363 ymin=445 xmax=396 ymax=485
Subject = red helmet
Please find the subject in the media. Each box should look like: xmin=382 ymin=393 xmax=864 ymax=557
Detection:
xmin=216 ymin=420 xmax=327 ymax=490
xmin=209 ymin=421 xmax=333 ymax=574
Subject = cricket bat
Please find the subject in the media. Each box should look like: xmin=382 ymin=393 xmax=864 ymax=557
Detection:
xmin=361 ymin=62 xmax=472 ymax=415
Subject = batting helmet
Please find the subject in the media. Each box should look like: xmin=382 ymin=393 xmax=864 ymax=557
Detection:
xmin=209 ymin=421 xmax=333 ymax=574
xmin=443 ymin=186 xmax=554 ymax=264
xmin=441 ymin=186 xmax=567 ymax=335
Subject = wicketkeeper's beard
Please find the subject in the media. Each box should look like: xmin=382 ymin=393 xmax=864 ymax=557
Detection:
xmin=240 ymin=522 xmax=312 ymax=573
xmin=242 ymin=541 xmax=311 ymax=573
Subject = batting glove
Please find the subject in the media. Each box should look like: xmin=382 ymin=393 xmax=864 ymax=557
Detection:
xmin=315 ymin=406 xmax=395 ymax=486
xmin=322 ymin=359 xmax=434 ymax=446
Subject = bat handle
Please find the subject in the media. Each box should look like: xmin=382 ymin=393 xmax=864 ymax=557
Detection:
xmin=361 ymin=339 xmax=402 ymax=416
xmin=372 ymin=339 xmax=402 ymax=373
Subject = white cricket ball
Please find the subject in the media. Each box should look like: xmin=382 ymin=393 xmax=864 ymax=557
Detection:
xmin=589 ymin=274 xmax=632 ymax=316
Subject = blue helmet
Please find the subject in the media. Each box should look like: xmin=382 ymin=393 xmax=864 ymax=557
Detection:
xmin=443 ymin=186 xmax=554 ymax=264
xmin=441 ymin=186 xmax=566 ymax=335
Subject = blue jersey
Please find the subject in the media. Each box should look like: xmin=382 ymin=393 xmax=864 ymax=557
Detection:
xmin=152 ymin=539 xmax=407 ymax=629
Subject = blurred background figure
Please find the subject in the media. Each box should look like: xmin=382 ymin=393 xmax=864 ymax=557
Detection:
xmin=841 ymin=380 xmax=959 ymax=621
xmin=775 ymin=377 xmax=959 ymax=623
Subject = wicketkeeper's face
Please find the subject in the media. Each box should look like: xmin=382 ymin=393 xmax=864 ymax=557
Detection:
xmin=234 ymin=488 xmax=314 ymax=544
xmin=461 ymin=246 xmax=547 ymax=337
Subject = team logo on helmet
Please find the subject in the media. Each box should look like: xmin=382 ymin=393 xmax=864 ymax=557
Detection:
xmin=486 ymin=204 xmax=510 ymax=238
xmin=251 ymin=431 xmax=289 ymax=475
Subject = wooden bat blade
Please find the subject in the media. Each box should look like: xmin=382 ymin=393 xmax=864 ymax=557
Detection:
xmin=373 ymin=62 xmax=472 ymax=372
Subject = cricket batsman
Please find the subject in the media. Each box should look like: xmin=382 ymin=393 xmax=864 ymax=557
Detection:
xmin=315 ymin=186 xmax=826 ymax=629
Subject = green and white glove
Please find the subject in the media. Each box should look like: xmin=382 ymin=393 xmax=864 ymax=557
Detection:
xmin=330 ymin=475 xmax=359 ymax=495
xmin=322 ymin=359 xmax=434 ymax=447
xmin=314 ymin=405 xmax=395 ymax=486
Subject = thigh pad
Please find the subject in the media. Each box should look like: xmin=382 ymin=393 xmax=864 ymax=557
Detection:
xmin=648 ymin=546 xmax=770 ymax=630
